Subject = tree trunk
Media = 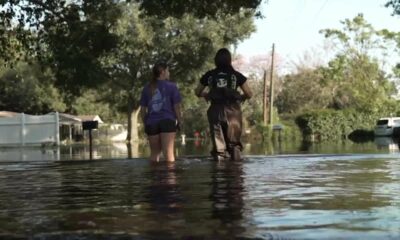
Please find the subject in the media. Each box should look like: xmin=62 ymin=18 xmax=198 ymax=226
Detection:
xmin=126 ymin=106 xmax=140 ymax=142
xmin=127 ymin=141 xmax=139 ymax=159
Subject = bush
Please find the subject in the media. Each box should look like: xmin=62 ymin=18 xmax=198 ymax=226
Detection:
xmin=255 ymin=119 xmax=302 ymax=142
xmin=295 ymin=108 xmax=393 ymax=142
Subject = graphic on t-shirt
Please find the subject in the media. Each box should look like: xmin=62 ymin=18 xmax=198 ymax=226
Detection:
xmin=217 ymin=78 xmax=228 ymax=88
xmin=150 ymin=89 xmax=165 ymax=113
xmin=231 ymin=74 xmax=237 ymax=89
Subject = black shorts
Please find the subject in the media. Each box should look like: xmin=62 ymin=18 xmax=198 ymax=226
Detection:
xmin=145 ymin=119 xmax=177 ymax=136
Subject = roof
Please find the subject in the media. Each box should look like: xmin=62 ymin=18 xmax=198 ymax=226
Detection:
xmin=0 ymin=111 xmax=18 ymax=118
xmin=58 ymin=113 xmax=82 ymax=125
xmin=0 ymin=112 xmax=104 ymax=124
xmin=77 ymin=115 xmax=104 ymax=124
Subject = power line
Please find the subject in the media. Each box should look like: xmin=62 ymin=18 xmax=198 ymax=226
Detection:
xmin=313 ymin=0 xmax=329 ymax=22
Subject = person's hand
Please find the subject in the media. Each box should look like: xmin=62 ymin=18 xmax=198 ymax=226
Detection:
xmin=202 ymin=92 xmax=209 ymax=102
xmin=176 ymin=120 xmax=183 ymax=132
xmin=239 ymin=94 xmax=247 ymax=103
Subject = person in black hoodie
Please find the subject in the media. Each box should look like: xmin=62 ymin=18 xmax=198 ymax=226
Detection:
xmin=195 ymin=48 xmax=252 ymax=161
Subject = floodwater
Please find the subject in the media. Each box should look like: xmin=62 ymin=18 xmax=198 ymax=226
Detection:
xmin=0 ymin=138 xmax=399 ymax=239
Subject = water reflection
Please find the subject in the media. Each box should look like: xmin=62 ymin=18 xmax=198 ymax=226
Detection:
xmin=210 ymin=161 xmax=244 ymax=223
xmin=243 ymin=154 xmax=400 ymax=239
xmin=0 ymin=153 xmax=399 ymax=239
xmin=145 ymin=162 xmax=183 ymax=214
xmin=374 ymin=137 xmax=399 ymax=153
xmin=210 ymin=160 xmax=246 ymax=238
xmin=2 ymin=138 xmax=400 ymax=162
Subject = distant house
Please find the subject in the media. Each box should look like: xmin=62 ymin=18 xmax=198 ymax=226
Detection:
xmin=58 ymin=113 xmax=83 ymax=142
xmin=59 ymin=114 xmax=104 ymax=142
xmin=76 ymin=116 xmax=127 ymax=142
xmin=78 ymin=115 xmax=104 ymax=124
xmin=0 ymin=111 xmax=125 ymax=144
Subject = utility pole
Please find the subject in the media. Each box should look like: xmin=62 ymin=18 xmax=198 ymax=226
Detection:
xmin=263 ymin=70 xmax=268 ymax=126
xmin=269 ymin=43 xmax=275 ymax=126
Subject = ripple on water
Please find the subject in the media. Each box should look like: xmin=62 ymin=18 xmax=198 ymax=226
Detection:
xmin=0 ymin=153 xmax=399 ymax=239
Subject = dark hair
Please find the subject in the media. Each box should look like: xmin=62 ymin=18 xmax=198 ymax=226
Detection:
xmin=214 ymin=48 xmax=232 ymax=69
xmin=150 ymin=61 xmax=168 ymax=94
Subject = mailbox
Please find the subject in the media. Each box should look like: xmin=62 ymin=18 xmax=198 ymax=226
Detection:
xmin=82 ymin=121 xmax=98 ymax=130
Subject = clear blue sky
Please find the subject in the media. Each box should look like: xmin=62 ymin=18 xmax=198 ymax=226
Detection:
xmin=236 ymin=0 xmax=400 ymax=61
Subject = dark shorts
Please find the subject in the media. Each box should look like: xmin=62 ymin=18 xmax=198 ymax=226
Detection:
xmin=145 ymin=119 xmax=177 ymax=136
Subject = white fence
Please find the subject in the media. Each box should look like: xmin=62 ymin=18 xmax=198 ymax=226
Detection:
xmin=0 ymin=112 xmax=60 ymax=146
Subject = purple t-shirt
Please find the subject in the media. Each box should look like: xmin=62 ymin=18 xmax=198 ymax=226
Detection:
xmin=140 ymin=80 xmax=182 ymax=125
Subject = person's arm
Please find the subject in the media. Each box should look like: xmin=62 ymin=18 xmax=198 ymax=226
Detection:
xmin=140 ymin=106 xmax=147 ymax=124
xmin=171 ymin=83 xmax=183 ymax=130
xmin=174 ymin=103 xmax=183 ymax=130
xmin=195 ymin=83 xmax=208 ymax=98
xmin=240 ymin=82 xmax=253 ymax=101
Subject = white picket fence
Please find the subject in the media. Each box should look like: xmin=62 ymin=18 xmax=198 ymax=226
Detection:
xmin=0 ymin=112 xmax=60 ymax=146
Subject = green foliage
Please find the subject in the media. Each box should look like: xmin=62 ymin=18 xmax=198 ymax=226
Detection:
xmin=136 ymin=0 xmax=263 ymax=18
xmin=0 ymin=0 xmax=261 ymax=98
xmin=321 ymin=54 xmax=396 ymax=111
xmin=183 ymin=99 xmax=210 ymax=136
xmin=295 ymin=107 xmax=400 ymax=141
xmin=276 ymin=68 xmax=330 ymax=113
xmin=242 ymin=78 xmax=263 ymax=125
xmin=0 ymin=62 xmax=66 ymax=113
xmin=0 ymin=0 xmax=258 ymax=129
xmin=279 ymin=119 xmax=303 ymax=142
xmin=252 ymin=107 xmax=301 ymax=142
xmin=101 ymin=3 xmax=256 ymax=137
xmin=0 ymin=0 xmax=123 ymax=96
xmin=70 ymin=89 xmax=124 ymax=123
xmin=255 ymin=119 xmax=302 ymax=143
xmin=277 ymin=14 xmax=397 ymax=115
xmin=320 ymin=14 xmax=392 ymax=57
xmin=386 ymin=0 xmax=400 ymax=15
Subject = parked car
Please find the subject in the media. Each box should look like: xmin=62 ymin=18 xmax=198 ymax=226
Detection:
xmin=374 ymin=117 xmax=400 ymax=136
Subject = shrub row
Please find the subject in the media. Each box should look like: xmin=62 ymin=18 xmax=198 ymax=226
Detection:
xmin=295 ymin=109 xmax=385 ymax=141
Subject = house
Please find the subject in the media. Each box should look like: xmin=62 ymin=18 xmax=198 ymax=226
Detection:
xmin=58 ymin=113 xmax=83 ymax=142
xmin=0 ymin=111 xmax=125 ymax=144
xmin=78 ymin=115 xmax=104 ymax=124
xmin=59 ymin=114 xmax=104 ymax=142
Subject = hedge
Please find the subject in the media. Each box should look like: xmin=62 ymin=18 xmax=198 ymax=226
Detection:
xmin=295 ymin=109 xmax=386 ymax=141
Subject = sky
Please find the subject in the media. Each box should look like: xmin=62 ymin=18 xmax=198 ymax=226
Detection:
xmin=236 ymin=0 xmax=400 ymax=66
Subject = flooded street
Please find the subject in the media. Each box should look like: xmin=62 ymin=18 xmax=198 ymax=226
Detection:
xmin=0 ymin=139 xmax=399 ymax=239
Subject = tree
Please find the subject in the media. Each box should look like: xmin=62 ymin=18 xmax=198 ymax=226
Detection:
xmin=70 ymin=89 xmax=123 ymax=123
xmin=0 ymin=0 xmax=260 ymax=141
xmin=320 ymin=54 xmax=396 ymax=111
xmin=276 ymin=14 xmax=398 ymax=114
xmin=0 ymin=0 xmax=264 ymax=79
xmin=0 ymin=0 xmax=123 ymax=100
xmin=386 ymin=0 xmax=400 ymax=15
xmin=0 ymin=62 xmax=66 ymax=113
xmin=136 ymin=0 xmax=263 ymax=18
xmin=320 ymin=14 xmax=395 ymax=68
xmin=276 ymin=67 xmax=330 ymax=114
xmin=101 ymin=3 xmax=256 ymax=141
xmin=319 ymin=14 xmax=397 ymax=112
